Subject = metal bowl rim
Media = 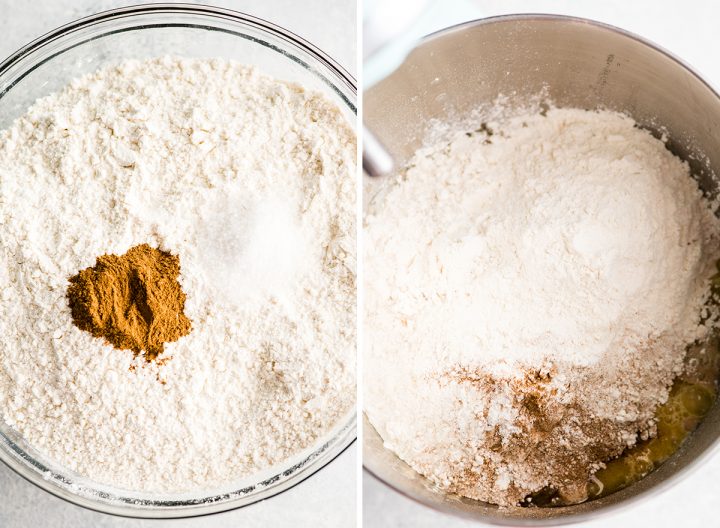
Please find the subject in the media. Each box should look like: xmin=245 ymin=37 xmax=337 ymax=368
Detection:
xmin=363 ymin=12 xmax=720 ymax=526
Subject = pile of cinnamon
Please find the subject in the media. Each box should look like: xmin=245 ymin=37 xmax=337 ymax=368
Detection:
xmin=67 ymin=244 xmax=191 ymax=361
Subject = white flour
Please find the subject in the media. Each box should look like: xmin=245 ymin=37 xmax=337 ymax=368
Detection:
xmin=364 ymin=108 xmax=720 ymax=505
xmin=0 ymin=57 xmax=356 ymax=492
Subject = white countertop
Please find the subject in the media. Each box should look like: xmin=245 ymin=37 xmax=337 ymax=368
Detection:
xmin=363 ymin=1 xmax=720 ymax=527
xmin=0 ymin=1 xmax=356 ymax=527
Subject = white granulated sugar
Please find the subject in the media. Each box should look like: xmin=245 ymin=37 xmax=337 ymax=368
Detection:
xmin=0 ymin=57 xmax=356 ymax=492
xmin=195 ymin=192 xmax=310 ymax=304
xmin=364 ymin=108 xmax=720 ymax=506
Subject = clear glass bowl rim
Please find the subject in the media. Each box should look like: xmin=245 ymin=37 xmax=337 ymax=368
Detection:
xmin=0 ymin=2 xmax=357 ymax=520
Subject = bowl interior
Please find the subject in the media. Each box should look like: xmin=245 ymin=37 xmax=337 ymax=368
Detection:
xmin=0 ymin=5 xmax=356 ymax=518
xmin=363 ymin=14 xmax=720 ymax=525
xmin=365 ymin=15 xmax=720 ymax=195
xmin=0 ymin=6 xmax=356 ymax=131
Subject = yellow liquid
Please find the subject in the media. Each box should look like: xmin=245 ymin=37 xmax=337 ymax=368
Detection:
xmin=588 ymin=380 xmax=715 ymax=499
xmin=524 ymin=258 xmax=720 ymax=508
xmin=527 ymin=336 xmax=719 ymax=507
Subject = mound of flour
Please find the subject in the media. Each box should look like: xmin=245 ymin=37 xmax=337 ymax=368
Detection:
xmin=0 ymin=57 xmax=356 ymax=492
xmin=364 ymin=108 xmax=720 ymax=506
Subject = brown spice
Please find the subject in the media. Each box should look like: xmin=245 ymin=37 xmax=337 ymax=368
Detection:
xmin=436 ymin=365 xmax=631 ymax=507
xmin=67 ymin=244 xmax=191 ymax=361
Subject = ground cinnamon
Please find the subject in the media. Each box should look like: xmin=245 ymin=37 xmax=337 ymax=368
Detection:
xmin=67 ymin=244 xmax=191 ymax=361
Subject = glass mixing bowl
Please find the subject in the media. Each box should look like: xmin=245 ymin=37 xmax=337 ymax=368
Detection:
xmin=0 ymin=4 xmax=356 ymax=519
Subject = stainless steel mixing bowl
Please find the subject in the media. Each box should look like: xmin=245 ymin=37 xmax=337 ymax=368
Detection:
xmin=364 ymin=14 xmax=720 ymax=525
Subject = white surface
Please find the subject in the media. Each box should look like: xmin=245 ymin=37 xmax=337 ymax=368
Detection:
xmin=0 ymin=1 xmax=356 ymax=527
xmin=363 ymin=1 xmax=720 ymax=527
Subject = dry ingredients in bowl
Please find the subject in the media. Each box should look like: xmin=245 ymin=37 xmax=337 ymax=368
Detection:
xmin=364 ymin=107 xmax=720 ymax=507
xmin=0 ymin=57 xmax=356 ymax=492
